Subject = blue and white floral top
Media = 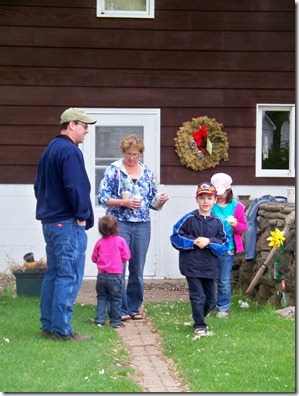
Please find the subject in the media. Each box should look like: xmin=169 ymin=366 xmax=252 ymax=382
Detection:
xmin=98 ymin=159 xmax=159 ymax=222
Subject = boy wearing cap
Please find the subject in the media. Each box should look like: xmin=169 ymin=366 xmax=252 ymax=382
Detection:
xmin=170 ymin=182 xmax=228 ymax=337
xmin=210 ymin=173 xmax=247 ymax=318
xmin=34 ymin=108 xmax=96 ymax=341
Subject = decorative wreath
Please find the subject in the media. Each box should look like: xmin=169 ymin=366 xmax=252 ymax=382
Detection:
xmin=174 ymin=116 xmax=229 ymax=171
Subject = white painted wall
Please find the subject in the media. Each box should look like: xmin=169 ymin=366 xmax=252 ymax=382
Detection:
xmin=0 ymin=184 xmax=292 ymax=277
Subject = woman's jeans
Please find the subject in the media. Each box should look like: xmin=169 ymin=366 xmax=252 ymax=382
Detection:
xmin=186 ymin=276 xmax=215 ymax=329
xmin=216 ymin=249 xmax=235 ymax=312
xmin=118 ymin=221 xmax=151 ymax=315
xmin=40 ymin=219 xmax=87 ymax=336
xmin=95 ymin=273 xmax=122 ymax=326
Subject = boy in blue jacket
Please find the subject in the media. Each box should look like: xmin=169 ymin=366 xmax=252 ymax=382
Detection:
xmin=170 ymin=182 xmax=228 ymax=337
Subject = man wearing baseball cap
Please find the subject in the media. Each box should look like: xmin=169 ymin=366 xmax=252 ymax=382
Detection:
xmin=170 ymin=181 xmax=228 ymax=338
xmin=34 ymin=108 xmax=96 ymax=341
xmin=59 ymin=107 xmax=97 ymax=126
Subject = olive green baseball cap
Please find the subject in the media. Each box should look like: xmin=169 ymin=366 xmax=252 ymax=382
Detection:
xmin=60 ymin=108 xmax=97 ymax=125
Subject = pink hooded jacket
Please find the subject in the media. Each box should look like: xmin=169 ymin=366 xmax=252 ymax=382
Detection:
xmin=232 ymin=201 xmax=247 ymax=253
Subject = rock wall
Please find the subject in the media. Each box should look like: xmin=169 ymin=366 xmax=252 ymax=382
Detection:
xmin=232 ymin=202 xmax=295 ymax=307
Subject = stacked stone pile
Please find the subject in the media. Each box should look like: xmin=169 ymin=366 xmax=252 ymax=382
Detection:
xmin=233 ymin=202 xmax=295 ymax=307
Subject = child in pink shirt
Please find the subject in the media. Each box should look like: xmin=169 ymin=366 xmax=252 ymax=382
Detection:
xmin=92 ymin=215 xmax=130 ymax=328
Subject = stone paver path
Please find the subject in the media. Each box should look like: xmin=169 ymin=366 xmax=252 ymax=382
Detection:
xmin=116 ymin=316 xmax=189 ymax=392
xmin=77 ymin=280 xmax=189 ymax=392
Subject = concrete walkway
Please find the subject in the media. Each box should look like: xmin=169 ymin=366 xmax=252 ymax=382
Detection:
xmin=76 ymin=280 xmax=189 ymax=393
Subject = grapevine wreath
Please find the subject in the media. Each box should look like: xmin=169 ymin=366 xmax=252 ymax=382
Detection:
xmin=174 ymin=116 xmax=229 ymax=171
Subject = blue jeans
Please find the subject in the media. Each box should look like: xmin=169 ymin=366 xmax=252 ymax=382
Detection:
xmin=118 ymin=221 xmax=151 ymax=315
xmin=95 ymin=273 xmax=122 ymax=327
xmin=216 ymin=249 xmax=235 ymax=312
xmin=186 ymin=276 xmax=215 ymax=329
xmin=40 ymin=219 xmax=87 ymax=336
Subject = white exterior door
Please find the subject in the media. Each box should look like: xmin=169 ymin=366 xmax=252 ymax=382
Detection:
xmin=82 ymin=108 xmax=161 ymax=279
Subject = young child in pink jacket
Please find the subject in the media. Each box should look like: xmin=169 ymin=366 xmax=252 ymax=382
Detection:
xmin=92 ymin=215 xmax=130 ymax=328
xmin=211 ymin=173 xmax=248 ymax=318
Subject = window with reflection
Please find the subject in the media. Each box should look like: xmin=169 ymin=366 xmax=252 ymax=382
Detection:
xmin=97 ymin=0 xmax=154 ymax=18
xmin=95 ymin=125 xmax=143 ymax=190
xmin=256 ymin=104 xmax=295 ymax=177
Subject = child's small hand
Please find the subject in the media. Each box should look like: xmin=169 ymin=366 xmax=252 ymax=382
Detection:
xmin=226 ymin=216 xmax=238 ymax=227
xmin=194 ymin=237 xmax=210 ymax=249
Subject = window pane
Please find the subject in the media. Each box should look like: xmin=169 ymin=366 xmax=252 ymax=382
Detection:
xmin=105 ymin=0 xmax=146 ymax=11
xmin=95 ymin=125 xmax=143 ymax=193
xmin=261 ymin=110 xmax=290 ymax=170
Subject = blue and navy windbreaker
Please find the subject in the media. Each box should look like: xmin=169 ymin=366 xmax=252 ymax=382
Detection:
xmin=170 ymin=210 xmax=228 ymax=279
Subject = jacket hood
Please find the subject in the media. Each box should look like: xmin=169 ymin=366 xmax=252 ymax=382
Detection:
xmin=110 ymin=159 xmax=152 ymax=196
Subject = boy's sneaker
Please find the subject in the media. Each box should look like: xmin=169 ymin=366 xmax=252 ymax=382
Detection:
xmin=112 ymin=322 xmax=125 ymax=328
xmin=206 ymin=307 xmax=216 ymax=317
xmin=194 ymin=328 xmax=207 ymax=337
xmin=216 ymin=311 xmax=229 ymax=318
xmin=94 ymin=321 xmax=106 ymax=326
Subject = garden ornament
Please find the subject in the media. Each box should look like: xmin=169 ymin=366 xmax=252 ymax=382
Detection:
xmin=246 ymin=210 xmax=295 ymax=294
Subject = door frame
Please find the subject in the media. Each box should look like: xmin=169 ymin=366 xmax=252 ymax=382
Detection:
xmin=82 ymin=108 xmax=161 ymax=278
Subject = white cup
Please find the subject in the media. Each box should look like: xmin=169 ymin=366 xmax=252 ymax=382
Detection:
xmin=122 ymin=191 xmax=131 ymax=199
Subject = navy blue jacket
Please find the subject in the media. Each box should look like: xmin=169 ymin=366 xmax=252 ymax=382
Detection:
xmin=170 ymin=210 xmax=228 ymax=279
xmin=34 ymin=135 xmax=94 ymax=230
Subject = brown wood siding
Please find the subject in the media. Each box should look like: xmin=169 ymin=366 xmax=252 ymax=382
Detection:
xmin=0 ymin=0 xmax=295 ymax=186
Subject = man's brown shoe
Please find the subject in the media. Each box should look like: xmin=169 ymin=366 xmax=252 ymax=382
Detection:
xmin=52 ymin=331 xmax=92 ymax=341
xmin=41 ymin=330 xmax=52 ymax=338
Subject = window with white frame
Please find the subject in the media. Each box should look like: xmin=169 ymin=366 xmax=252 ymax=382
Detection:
xmin=256 ymin=104 xmax=295 ymax=177
xmin=97 ymin=0 xmax=154 ymax=18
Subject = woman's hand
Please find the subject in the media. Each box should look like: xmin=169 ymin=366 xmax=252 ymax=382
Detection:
xmin=158 ymin=192 xmax=169 ymax=205
xmin=124 ymin=197 xmax=142 ymax=210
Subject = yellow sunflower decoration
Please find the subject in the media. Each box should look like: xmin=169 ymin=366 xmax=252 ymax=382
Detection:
xmin=174 ymin=116 xmax=229 ymax=171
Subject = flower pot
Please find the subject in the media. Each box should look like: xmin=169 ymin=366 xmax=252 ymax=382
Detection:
xmin=13 ymin=271 xmax=44 ymax=297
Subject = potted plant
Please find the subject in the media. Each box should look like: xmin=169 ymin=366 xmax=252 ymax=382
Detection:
xmin=10 ymin=253 xmax=47 ymax=297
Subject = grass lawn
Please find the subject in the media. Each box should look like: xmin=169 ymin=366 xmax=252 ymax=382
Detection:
xmin=144 ymin=291 xmax=296 ymax=393
xmin=0 ymin=292 xmax=142 ymax=393
xmin=0 ymin=287 xmax=295 ymax=393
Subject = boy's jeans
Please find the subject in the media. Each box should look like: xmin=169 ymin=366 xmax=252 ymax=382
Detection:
xmin=95 ymin=272 xmax=122 ymax=326
xmin=186 ymin=276 xmax=215 ymax=329
xmin=40 ymin=219 xmax=87 ymax=336
xmin=216 ymin=249 xmax=235 ymax=312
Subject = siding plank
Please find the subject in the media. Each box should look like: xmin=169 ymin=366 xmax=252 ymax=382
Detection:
xmin=161 ymin=166 xmax=294 ymax=186
xmin=0 ymin=9 xmax=294 ymax=31
xmin=161 ymin=146 xmax=255 ymax=167
xmin=0 ymin=165 xmax=37 ymax=184
xmin=0 ymin=27 xmax=294 ymax=51
xmin=1 ymin=47 xmax=295 ymax=71
xmin=0 ymin=87 xmax=295 ymax=108
xmin=0 ymin=67 xmax=295 ymax=89
xmin=0 ymin=0 xmax=294 ymax=12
